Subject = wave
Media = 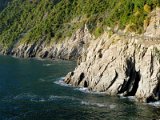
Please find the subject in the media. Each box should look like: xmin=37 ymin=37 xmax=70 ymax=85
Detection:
xmin=43 ymin=64 xmax=53 ymax=67
xmin=12 ymin=93 xmax=112 ymax=108
xmin=48 ymin=95 xmax=80 ymax=101
xmin=12 ymin=93 xmax=80 ymax=103
xmin=74 ymin=87 xmax=106 ymax=95
xmin=55 ymin=78 xmax=106 ymax=95
xmin=148 ymin=101 xmax=160 ymax=107
xmin=57 ymin=77 xmax=65 ymax=80
xmin=7 ymin=93 xmax=118 ymax=111
xmin=13 ymin=93 xmax=46 ymax=102
xmin=14 ymin=93 xmax=38 ymax=100
xmin=127 ymin=96 xmax=135 ymax=101
xmin=119 ymin=95 xmax=160 ymax=107
xmin=39 ymin=78 xmax=47 ymax=82
xmin=81 ymin=100 xmax=116 ymax=108
xmin=54 ymin=79 xmax=71 ymax=87
xmin=119 ymin=95 xmax=135 ymax=101
xmin=74 ymin=87 xmax=90 ymax=93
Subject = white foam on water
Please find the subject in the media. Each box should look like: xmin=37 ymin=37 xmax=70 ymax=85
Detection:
xmin=57 ymin=77 xmax=65 ymax=80
xmin=49 ymin=95 xmax=69 ymax=100
xmin=54 ymin=79 xmax=71 ymax=87
xmin=13 ymin=93 xmax=48 ymax=102
xmin=74 ymin=87 xmax=90 ymax=93
xmin=13 ymin=93 xmax=81 ymax=103
xmin=109 ymin=104 xmax=116 ymax=109
xmin=39 ymin=78 xmax=46 ymax=82
xmin=119 ymin=95 xmax=136 ymax=101
xmin=148 ymin=101 xmax=160 ymax=107
xmin=14 ymin=93 xmax=37 ymax=100
xmin=81 ymin=100 xmax=116 ymax=108
xmin=119 ymin=95 xmax=160 ymax=107
xmin=43 ymin=64 xmax=53 ymax=67
xmin=48 ymin=95 xmax=80 ymax=101
xmin=55 ymin=78 xmax=106 ymax=95
xmin=74 ymin=87 xmax=106 ymax=95
xmin=30 ymin=98 xmax=46 ymax=102
xmin=127 ymin=96 xmax=136 ymax=101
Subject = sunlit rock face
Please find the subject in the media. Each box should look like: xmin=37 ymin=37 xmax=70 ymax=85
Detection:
xmin=7 ymin=25 xmax=91 ymax=60
xmin=144 ymin=8 xmax=160 ymax=39
xmin=65 ymin=29 xmax=160 ymax=103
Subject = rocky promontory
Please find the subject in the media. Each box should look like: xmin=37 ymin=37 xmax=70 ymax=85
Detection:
xmin=65 ymin=8 xmax=160 ymax=102
xmin=65 ymin=32 xmax=160 ymax=102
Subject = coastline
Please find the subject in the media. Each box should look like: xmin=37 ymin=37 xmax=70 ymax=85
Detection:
xmin=1 ymin=8 xmax=160 ymax=103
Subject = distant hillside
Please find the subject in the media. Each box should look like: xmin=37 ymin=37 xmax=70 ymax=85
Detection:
xmin=0 ymin=0 xmax=11 ymax=11
xmin=0 ymin=0 xmax=159 ymax=50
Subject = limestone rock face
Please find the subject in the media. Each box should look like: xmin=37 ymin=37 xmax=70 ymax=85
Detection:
xmin=8 ymin=25 xmax=92 ymax=60
xmin=144 ymin=7 xmax=160 ymax=39
xmin=65 ymin=33 xmax=160 ymax=102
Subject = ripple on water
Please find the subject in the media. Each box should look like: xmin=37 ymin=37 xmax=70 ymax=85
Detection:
xmin=48 ymin=95 xmax=81 ymax=101
xmin=6 ymin=93 xmax=81 ymax=103
xmin=39 ymin=78 xmax=46 ymax=82
xmin=6 ymin=93 xmax=116 ymax=109
xmin=13 ymin=93 xmax=44 ymax=102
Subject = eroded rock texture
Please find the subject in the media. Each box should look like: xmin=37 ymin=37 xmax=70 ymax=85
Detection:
xmin=2 ymin=25 xmax=92 ymax=60
xmin=65 ymin=32 xmax=160 ymax=102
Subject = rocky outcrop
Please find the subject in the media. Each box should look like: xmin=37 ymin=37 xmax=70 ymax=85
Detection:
xmin=4 ymin=25 xmax=92 ymax=60
xmin=65 ymin=32 xmax=160 ymax=102
xmin=144 ymin=7 xmax=160 ymax=38
xmin=64 ymin=7 xmax=160 ymax=103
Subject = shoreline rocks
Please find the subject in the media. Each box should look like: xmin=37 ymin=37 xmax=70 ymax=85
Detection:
xmin=64 ymin=32 xmax=160 ymax=102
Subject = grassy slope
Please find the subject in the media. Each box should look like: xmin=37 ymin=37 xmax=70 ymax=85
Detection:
xmin=0 ymin=0 xmax=159 ymax=50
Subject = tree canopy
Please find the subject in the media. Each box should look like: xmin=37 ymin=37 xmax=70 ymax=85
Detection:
xmin=0 ymin=0 xmax=159 ymax=49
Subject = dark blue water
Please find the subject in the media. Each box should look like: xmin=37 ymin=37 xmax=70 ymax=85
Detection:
xmin=0 ymin=55 xmax=160 ymax=120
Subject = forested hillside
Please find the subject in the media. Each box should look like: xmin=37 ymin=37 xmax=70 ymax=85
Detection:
xmin=0 ymin=0 xmax=159 ymax=50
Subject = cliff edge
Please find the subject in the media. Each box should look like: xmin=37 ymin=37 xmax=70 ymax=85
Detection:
xmin=65 ymin=8 xmax=160 ymax=102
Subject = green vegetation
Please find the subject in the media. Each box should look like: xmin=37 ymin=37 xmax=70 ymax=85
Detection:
xmin=0 ymin=0 xmax=160 ymax=50
xmin=154 ymin=47 xmax=160 ymax=60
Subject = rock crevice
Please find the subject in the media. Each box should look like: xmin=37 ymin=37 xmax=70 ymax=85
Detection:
xmin=64 ymin=31 xmax=160 ymax=102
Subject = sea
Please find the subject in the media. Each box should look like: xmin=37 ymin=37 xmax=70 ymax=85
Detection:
xmin=0 ymin=55 xmax=160 ymax=120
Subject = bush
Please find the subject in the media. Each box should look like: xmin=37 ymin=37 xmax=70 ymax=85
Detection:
xmin=94 ymin=27 xmax=104 ymax=38
xmin=144 ymin=4 xmax=152 ymax=13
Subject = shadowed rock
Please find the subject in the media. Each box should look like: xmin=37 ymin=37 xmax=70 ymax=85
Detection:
xmin=65 ymin=31 xmax=160 ymax=102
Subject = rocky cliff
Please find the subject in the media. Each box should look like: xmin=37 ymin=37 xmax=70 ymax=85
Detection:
xmin=65 ymin=8 xmax=160 ymax=102
xmin=0 ymin=25 xmax=91 ymax=60
xmin=65 ymin=32 xmax=160 ymax=102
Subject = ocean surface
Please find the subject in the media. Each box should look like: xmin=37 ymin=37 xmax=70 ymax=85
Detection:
xmin=0 ymin=55 xmax=160 ymax=120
